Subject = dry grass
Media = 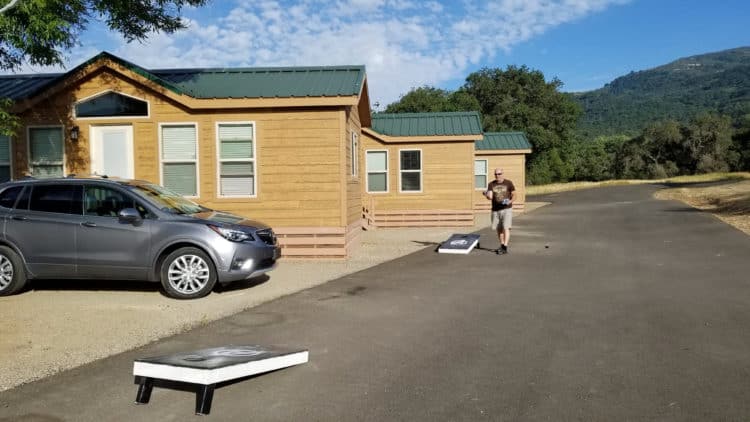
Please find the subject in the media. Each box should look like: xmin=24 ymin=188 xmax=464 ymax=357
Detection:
xmin=526 ymin=172 xmax=750 ymax=196
xmin=654 ymin=178 xmax=750 ymax=235
xmin=526 ymin=173 xmax=750 ymax=236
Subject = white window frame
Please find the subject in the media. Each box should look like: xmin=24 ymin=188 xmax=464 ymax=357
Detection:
xmin=474 ymin=159 xmax=488 ymax=190
xmin=398 ymin=148 xmax=422 ymax=193
xmin=73 ymin=89 xmax=151 ymax=120
xmin=350 ymin=131 xmax=359 ymax=179
xmin=366 ymin=149 xmax=388 ymax=194
xmin=215 ymin=121 xmax=257 ymax=199
xmin=27 ymin=125 xmax=66 ymax=178
xmin=158 ymin=122 xmax=200 ymax=198
xmin=0 ymin=134 xmax=12 ymax=182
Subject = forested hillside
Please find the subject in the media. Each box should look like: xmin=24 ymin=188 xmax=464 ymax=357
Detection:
xmin=574 ymin=47 xmax=750 ymax=137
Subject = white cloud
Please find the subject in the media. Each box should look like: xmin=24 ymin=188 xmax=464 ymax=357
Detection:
xmin=13 ymin=0 xmax=630 ymax=107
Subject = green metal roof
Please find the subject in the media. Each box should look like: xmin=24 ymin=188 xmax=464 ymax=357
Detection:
xmin=475 ymin=132 xmax=532 ymax=150
xmin=371 ymin=112 xmax=483 ymax=137
xmin=153 ymin=66 xmax=365 ymax=99
xmin=0 ymin=52 xmax=366 ymax=101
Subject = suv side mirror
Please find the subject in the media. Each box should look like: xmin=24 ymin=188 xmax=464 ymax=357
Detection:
xmin=118 ymin=208 xmax=143 ymax=225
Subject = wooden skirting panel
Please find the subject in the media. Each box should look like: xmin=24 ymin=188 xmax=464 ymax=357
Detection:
xmin=369 ymin=209 xmax=474 ymax=228
xmin=276 ymin=221 xmax=362 ymax=259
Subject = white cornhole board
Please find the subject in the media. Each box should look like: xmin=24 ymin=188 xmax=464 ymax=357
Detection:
xmin=133 ymin=345 xmax=308 ymax=415
xmin=438 ymin=233 xmax=480 ymax=254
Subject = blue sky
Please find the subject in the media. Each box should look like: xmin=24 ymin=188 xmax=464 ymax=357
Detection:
xmin=15 ymin=0 xmax=750 ymax=109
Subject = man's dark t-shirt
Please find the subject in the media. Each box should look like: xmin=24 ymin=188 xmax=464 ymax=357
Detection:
xmin=488 ymin=179 xmax=515 ymax=211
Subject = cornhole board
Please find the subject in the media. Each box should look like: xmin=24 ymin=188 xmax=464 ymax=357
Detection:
xmin=133 ymin=345 xmax=308 ymax=415
xmin=437 ymin=233 xmax=481 ymax=254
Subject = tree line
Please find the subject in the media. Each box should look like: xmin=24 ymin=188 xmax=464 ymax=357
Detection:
xmin=382 ymin=65 xmax=750 ymax=185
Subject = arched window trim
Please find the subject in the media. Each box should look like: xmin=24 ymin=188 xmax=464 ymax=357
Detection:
xmin=73 ymin=90 xmax=150 ymax=120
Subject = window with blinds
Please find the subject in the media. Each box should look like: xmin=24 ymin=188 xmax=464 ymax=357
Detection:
xmin=475 ymin=159 xmax=488 ymax=189
xmin=29 ymin=127 xmax=64 ymax=178
xmin=366 ymin=150 xmax=388 ymax=193
xmin=399 ymin=149 xmax=421 ymax=192
xmin=161 ymin=124 xmax=197 ymax=196
xmin=0 ymin=134 xmax=11 ymax=182
xmin=217 ymin=123 xmax=255 ymax=197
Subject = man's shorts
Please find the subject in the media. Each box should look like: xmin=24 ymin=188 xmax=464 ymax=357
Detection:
xmin=491 ymin=208 xmax=513 ymax=230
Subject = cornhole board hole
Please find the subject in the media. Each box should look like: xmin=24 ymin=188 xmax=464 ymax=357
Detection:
xmin=133 ymin=345 xmax=308 ymax=415
xmin=437 ymin=233 xmax=481 ymax=254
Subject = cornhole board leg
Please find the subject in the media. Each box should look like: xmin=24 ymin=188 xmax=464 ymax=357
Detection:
xmin=135 ymin=377 xmax=154 ymax=404
xmin=134 ymin=378 xmax=215 ymax=415
xmin=196 ymin=384 xmax=215 ymax=415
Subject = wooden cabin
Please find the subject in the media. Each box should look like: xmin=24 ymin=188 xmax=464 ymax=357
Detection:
xmin=0 ymin=52 xmax=370 ymax=258
xmin=361 ymin=112 xmax=483 ymax=228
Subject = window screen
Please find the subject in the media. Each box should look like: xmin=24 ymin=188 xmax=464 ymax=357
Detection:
xmin=366 ymin=151 xmax=388 ymax=192
xmin=161 ymin=125 xmax=197 ymax=196
xmin=29 ymin=127 xmax=64 ymax=178
xmin=475 ymin=160 xmax=487 ymax=189
xmin=218 ymin=123 xmax=254 ymax=196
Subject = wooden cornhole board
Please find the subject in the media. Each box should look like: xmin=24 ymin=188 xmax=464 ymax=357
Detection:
xmin=133 ymin=345 xmax=308 ymax=415
xmin=437 ymin=233 xmax=481 ymax=254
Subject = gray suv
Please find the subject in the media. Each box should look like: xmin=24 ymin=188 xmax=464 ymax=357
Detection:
xmin=0 ymin=177 xmax=280 ymax=299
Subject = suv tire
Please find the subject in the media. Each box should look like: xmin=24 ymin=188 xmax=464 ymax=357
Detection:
xmin=160 ymin=247 xmax=217 ymax=299
xmin=0 ymin=246 xmax=28 ymax=296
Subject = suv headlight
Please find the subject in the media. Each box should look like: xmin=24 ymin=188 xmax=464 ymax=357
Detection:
xmin=208 ymin=224 xmax=254 ymax=242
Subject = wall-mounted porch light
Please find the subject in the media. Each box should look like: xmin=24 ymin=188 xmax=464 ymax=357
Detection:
xmin=70 ymin=126 xmax=79 ymax=141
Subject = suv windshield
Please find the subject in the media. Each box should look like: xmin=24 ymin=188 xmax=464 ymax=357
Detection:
xmin=131 ymin=183 xmax=210 ymax=215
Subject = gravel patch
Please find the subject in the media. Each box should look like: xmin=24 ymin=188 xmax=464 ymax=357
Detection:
xmin=0 ymin=206 xmax=547 ymax=391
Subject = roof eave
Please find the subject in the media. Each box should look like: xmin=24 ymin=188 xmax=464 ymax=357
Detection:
xmin=363 ymin=127 xmax=482 ymax=143
xmin=475 ymin=148 xmax=532 ymax=155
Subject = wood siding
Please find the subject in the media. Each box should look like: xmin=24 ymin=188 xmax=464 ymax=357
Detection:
xmin=473 ymin=152 xmax=527 ymax=213
xmin=360 ymin=131 xmax=475 ymax=227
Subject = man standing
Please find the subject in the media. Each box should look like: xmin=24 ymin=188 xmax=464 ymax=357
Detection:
xmin=484 ymin=168 xmax=515 ymax=255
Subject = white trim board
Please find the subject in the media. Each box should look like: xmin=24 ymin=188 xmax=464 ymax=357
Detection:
xmin=133 ymin=347 xmax=308 ymax=385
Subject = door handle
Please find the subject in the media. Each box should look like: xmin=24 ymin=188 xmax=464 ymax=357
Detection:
xmin=81 ymin=222 xmax=97 ymax=227
xmin=11 ymin=216 xmax=27 ymax=221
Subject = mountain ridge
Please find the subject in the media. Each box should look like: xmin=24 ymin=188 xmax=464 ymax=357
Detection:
xmin=573 ymin=46 xmax=750 ymax=137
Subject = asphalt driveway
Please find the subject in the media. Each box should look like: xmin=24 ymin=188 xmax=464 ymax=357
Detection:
xmin=1 ymin=184 xmax=749 ymax=421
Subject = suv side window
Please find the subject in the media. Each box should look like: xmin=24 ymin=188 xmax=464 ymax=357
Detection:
xmin=84 ymin=186 xmax=148 ymax=218
xmin=0 ymin=186 xmax=23 ymax=209
xmin=15 ymin=186 xmax=30 ymax=210
xmin=29 ymin=184 xmax=83 ymax=215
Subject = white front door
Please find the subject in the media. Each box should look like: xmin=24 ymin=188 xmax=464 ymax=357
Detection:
xmin=90 ymin=125 xmax=134 ymax=178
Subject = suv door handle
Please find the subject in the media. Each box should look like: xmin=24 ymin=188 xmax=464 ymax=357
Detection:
xmin=81 ymin=222 xmax=97 ymax=227
xmin=11 ymin=216 xmax=27 ymax=221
